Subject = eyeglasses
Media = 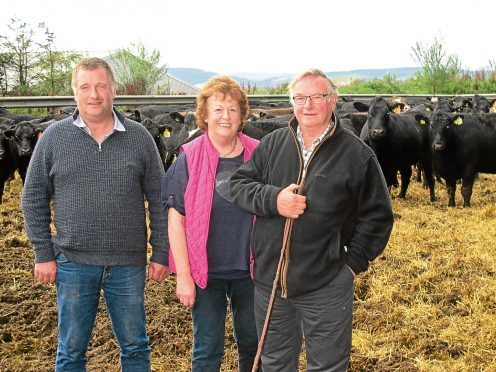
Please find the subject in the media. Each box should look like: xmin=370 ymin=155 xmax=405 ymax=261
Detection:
xmin=292 ymin=93 xmax=330 ymax=105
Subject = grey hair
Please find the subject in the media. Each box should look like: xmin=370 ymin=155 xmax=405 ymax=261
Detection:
xmin=288 ymin=68 xmax=338 ymax=105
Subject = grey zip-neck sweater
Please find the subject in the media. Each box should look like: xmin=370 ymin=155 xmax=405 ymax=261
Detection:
xmin=22 ymin=109 xmax=168 ymax=266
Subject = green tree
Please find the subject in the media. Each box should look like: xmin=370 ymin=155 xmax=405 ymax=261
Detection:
xmin=110 ymin=41 xmax=168 ymax=95
xmin=36 ymin=25 xmax=81 ymax=95
xmin=0 ymin=18 xmax=81 ymax=96
xmin=0 ymin=17 xmax=41 ymax=94
xmin=410 ymin=36 xmax=461 ymax=94
xmin=0 ymin=52 xmax=13 ymax=94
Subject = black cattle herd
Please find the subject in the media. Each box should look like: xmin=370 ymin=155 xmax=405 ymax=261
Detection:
xmin=1 ymin=94 xmax=495 ymax=207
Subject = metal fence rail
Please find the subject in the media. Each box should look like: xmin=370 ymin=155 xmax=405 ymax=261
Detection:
xmin=1 ymin=94 xmax=495 ymax=109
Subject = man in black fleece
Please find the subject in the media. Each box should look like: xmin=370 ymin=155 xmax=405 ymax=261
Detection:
xmin=230 ymin=68 xmax=393 ymax=371
xmin=21 ymin=58 xmax=169 ymax=371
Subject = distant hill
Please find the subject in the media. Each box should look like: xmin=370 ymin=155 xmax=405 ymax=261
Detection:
xmin=168 ymin=67 xmax=420 ymax=88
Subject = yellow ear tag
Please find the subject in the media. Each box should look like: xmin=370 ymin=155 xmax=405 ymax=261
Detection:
xmin=454 ymin=117 xmax=463 ymax=125
xmin=392 ymin=106 xmax=401 ymax=114
xmin=420 ymin=119 xmax=426 ymax=125
xmin=164 ymin=129 xmax=171 ymax=137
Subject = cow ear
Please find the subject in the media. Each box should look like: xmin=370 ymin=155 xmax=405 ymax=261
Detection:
xmin=135 ymin=110 xmax=142 ymax=122
xmin=392 ymin=105 xmax=402 ymax=114
xmin=170 ymin=112 xmax=185 ymax=124
xmin=414 ymin=115 xmax=429 ymax=125
xmin=4 ymin=126 xmax=16 ymax=138
xmin=453 ymin=115 xmax=463 ymax=125
xmin=388 ymin=102 xmax=402 ymax=113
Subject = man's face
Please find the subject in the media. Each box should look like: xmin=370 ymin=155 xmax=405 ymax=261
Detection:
xmin=292 ymin=76 xmax=336 ymax=131
xmin=74 ymin=67 xmax=116 ymax=123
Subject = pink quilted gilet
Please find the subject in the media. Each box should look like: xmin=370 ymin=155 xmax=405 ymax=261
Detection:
xmin=168 ymin=132 xmax=259 ymax=288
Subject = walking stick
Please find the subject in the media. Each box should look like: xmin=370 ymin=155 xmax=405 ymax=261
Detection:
xmin=251 ymin=216 xmax=294 ymax=372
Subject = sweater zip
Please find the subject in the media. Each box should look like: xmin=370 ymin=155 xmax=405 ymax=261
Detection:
xmin=279 ymin=125 xmax=334 ymax=298
xmin=76 ymin=126 xmax=112 ymax=152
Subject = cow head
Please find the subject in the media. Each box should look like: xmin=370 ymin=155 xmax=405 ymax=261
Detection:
xmin=429 ymin=111 xmax=463 ymax=152
xmin=434 ymin=98 xmax=454 ymax=113
xmin=5 ymin=121 xmax=41 ymax=157
xmin=366 ymin=96 xmax=397 ymax=141
xmin=472 ymin=94 xmax=491 ymax=113
xmin=452 ymin=96 xmax=472 ymax=112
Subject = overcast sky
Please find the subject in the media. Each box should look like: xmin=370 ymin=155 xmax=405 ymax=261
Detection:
xmin=2 ymin=0 xmax=495 ymax=77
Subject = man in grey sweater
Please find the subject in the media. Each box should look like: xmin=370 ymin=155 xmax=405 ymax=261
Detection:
xmin=21 ymin=57 xmax=169 ymax=371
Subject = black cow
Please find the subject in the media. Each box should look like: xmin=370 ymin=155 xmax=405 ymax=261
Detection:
xmin=433 ymin=97 xmax=454 ymax=113
xmin=336 ymin=100 xmax=370 ymax=136
xmin=134 ymin=105 xmax=193 ymax=122
xmin=157 ymin=112 xmax=200 ymax=171
xmin=427 ymin=111 xmax=496 ymax=207
xmin=471 ymin=95 xmax=492 ymax=113
xmin=241 ymin=114 xmax=292 ymax=140
xmin=452 ymin=96 xmax=472 ymax=112
xmin=4 ymin=121 xmax=46 ymax=183
xmin=338 ymin=100 xmax=370 ymax=114
xmin=0 ymin=125 xmax=16 ymax=203
xmin=0 ymin=107 xmax=45 ymax=124
xmin=140 ymin=118 xmax=170 ymax=170
xmin=360 ymin=96 xmax=435 ymax=201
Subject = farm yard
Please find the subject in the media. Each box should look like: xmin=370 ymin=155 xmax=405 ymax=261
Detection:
xmin=1 ymin=172 xmax=495 ymax=371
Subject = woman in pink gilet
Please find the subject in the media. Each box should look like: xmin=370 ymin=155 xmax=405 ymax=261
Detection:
xmin=162 ymin=75 xmax=259 ymax=372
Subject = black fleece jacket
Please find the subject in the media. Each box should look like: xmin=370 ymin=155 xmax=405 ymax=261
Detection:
xmin=230 ymin=115 xmax=393 ymax=298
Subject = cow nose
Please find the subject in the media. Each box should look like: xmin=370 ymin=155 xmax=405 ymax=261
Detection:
xmin=20 ymin=148 xmax=31 ymax=155
xmin=372 ymin=128 xmax=384 ymax=137
xmin=433 ymin=143 xmax=444 ymax=151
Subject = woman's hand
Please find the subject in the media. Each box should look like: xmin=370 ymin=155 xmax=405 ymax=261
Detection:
xmin=176 ymin=272 xmax=196 ymax=308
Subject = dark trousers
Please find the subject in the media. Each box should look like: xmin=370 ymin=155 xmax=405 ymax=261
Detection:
xmin=191 ymin=277 xmax=258 ymax=372
xmin=254 ymin=265 xmax=354 ymax=372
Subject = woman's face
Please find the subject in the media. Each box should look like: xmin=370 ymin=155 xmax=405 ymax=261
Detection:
xmin=205 ymin=94 xmax=241 ymax=141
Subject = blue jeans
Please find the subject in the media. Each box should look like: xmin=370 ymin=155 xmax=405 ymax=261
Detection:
xmin=191 ymin=277 xmax=258 ymax=372
xmin=55 ymin=252 xmax=150 ymax=372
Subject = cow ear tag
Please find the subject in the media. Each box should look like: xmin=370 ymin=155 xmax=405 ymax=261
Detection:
xmin=392 ymin=106 xmax=401 ymax=114
xmin=454 ymin=117 xmax=463 ymax=125
xmin=163 ymin=129 xmax=171 ymax=137
xmin=420 ymin=119 xmax=426 ymax=125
